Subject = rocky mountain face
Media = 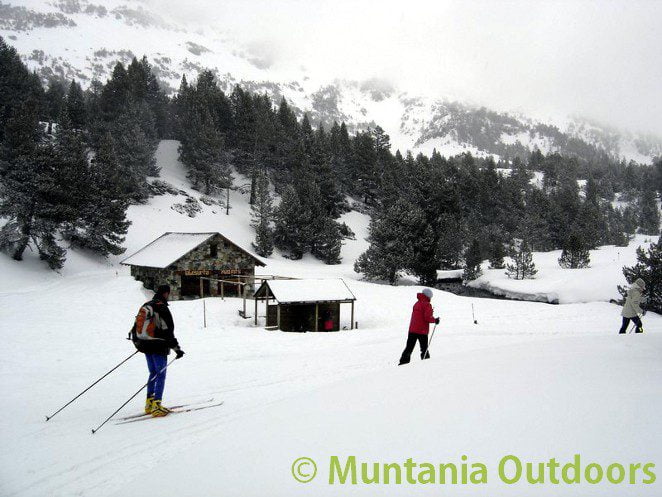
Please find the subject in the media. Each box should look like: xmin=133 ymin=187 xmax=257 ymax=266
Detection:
xmin=2 ymin=0 xmax=661 ymax=164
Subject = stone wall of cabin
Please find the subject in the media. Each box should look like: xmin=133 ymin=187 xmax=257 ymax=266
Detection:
xmin=129 ymin=234 xmax=259 ymax=300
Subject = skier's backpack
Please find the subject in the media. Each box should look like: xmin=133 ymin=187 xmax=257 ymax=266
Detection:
xmin=128 ymin=302 xmax=162 ymax=352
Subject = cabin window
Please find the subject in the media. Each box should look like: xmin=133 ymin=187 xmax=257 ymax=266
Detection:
xmin=210 ymin=243 xmax=218 ymax=258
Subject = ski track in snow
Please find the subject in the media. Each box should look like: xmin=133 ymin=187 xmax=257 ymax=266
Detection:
xmin=1 ymin=141 xmax=661 ymax=497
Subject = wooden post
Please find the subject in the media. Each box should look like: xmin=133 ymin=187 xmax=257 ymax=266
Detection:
xmin=277 ymin=304 xmax=281 ymax=330
xmin=199 ymin=278 xmax=203 ymax=298
xmin=350 ymin=301 xmax=355 ymax=330
xmin=203 ymin=299 xmax=206 ymax=328
xmin=254 ymin=297 xmax=258 ymax=326
xmin=243 ymin=293 xmax=246 ymax=317
xmin=315 ymin=303 xmax=319 ymax=332
xmin=221 ymin=281 xmax=224 ymax=300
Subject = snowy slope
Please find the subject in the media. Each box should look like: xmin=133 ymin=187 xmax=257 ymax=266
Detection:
xmin=470 ymin=237 xmax=659 ymax=304
xmin=1 ymin=270 xmax=661 ymax=497
xmin=113 ymin=334 xmax=662 ymax=497
xmin=1 ymin=140 xmax=661 ymax=497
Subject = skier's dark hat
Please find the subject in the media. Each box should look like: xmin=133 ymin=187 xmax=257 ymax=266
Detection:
xmin=156 ymin=284 xmax=171 ymax=297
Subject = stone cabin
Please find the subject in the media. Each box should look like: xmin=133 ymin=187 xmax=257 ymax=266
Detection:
xmin=122 ymin=232 xmax=266 ymax=300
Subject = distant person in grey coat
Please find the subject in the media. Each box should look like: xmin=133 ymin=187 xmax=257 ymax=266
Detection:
xmin=619 ymin=278 xmax=646 ymax=334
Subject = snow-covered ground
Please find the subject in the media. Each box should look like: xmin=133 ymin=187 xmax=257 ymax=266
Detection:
xmin=470 ymin=236 xmax=658 ymax=304
xmin=1 ymin=141 xmax=661 ymax=497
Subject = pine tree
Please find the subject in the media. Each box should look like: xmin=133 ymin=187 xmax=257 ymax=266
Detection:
xmin=379 ymin=149 xmax=407 ymax=210
xmin=99 ymin=62 xmax=130 ymax=123
xmin=510 ymin=156 xmax=533 ymax=194
xmin=0 ymin=37 xmax=44 ymax=146
xmin=558 ymin=232 xmax=591 ymax=269
xmin=315 ymin=158 xmax=347 ymax=218
xmin=622 ymin=205 xmax=639 ymax=236
xmin=45 ymin=79 xmax=66 ymax=125
xmin=111 ymin=101 xmax=159 ymax=201
xmin=488 ymin=239 xmax=506 ymax=269
xmin=0 ymin=146 xmax=68 ymax=269
xmin=372 ymin=125 xmax=392 ymax=191
xmin=250 ymin=170 xmax=274 ymax=257
xmin=329 ymin=121 xmax=352 ymax=193
xmin=576 ymin=177 xmax=606 ymax=248
xmin=518 ymin=188 xmax=553 ymax=251
xmin=352 ymin=131 xmax=379 ymax=204
xmin=638 ymin=187 xmax=660 ymax=235
xmin=605 ymin=206 xmax=630 ymax=247
xmin=68 ymin=133 xmax=130 ymax=256
xmin=271 ymin=148 xmax=347 ymax=263
xmin=619 ymin=238 xmax=662 ymax=314
xmin=66 ymin=80 xmax=86 ymax=130
xmin=52 ymin=112 xmax=92 ymax=232
xmin=463 ymin=239 xmax=483 ymax=283
xmin=299 ymin=113 xmax=314 ymax=157
xmin=273 ymin=185 xmax=306 ymax=259
xmin=506 ymin=240 xmax=537 ymax=280
xmin=311 ymin=217 xmax=343 ymax=265
xmin=437 ymin=214 xmax=465 ymax=269
xmin=178 ymin=107 xmax=231 ymax=194
xmin=408 ymin=223 xmax=440 ymax=286
xmin=230 ymin=85 xmax=256 ymax=173
xmin=354 ymin=198 xmax=424 ymax=285
xmin=547 ymin=166 xmax=582 ymax=248
xmin=0 ymin=41 xmax=67 ymax=269
xmin=273 ymin=97 xmax=299 ymax=184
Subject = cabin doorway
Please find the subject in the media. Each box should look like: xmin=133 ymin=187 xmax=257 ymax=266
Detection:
xmin=181 ymin=275 xmax=210 ymax=298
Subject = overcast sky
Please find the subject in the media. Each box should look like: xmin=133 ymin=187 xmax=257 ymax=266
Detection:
xmin=152 ymin=0 xmax=662 ymax=135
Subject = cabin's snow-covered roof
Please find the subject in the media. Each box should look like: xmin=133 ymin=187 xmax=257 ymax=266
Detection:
xmin=259 ymin=278 xmax=356 ymax=303
xmin=121 ymin=232 xmax=217 ymax=268
xmin=122 ymin=232 xmax=266 ymax=269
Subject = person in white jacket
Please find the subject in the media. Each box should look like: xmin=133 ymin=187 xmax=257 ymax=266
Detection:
xmin=619 ymin=278 xmax=646 ymax=334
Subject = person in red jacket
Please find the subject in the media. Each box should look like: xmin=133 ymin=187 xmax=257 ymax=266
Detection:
xmin=399 ymin=288 xmax=440 ymax=365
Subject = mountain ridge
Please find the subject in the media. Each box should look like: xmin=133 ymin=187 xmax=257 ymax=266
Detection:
xmin=2 ymin=0 xmax=661 ymax=164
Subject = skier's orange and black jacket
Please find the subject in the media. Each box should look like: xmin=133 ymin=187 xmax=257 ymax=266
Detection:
xmin=131 ymin=297 xmax=179 ymax=355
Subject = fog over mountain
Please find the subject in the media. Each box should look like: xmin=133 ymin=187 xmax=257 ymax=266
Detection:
xmin=149 ymin=0 xmax=662 ymax=136
xmin=2 ymin=0 xmax=661 ymax=162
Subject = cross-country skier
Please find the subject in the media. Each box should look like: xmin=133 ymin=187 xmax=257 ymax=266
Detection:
xmin=619 ymin=278 xmax=646 ymax=334
xmin=132 ymin=284 xmax=185 ymax=416
xmin=399 ymin=288 xmax=440 ymax=365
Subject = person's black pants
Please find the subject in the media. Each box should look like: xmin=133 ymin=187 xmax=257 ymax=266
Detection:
xmin=399 ymin=333 xmax=430 ymax=365
xmin=619 ymin=316 xmax=643 ymax=334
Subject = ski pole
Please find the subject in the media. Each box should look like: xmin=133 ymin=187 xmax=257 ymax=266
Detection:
xmin=46 ymin=351 xmax=139 ymax=422
xmin=423 ymin=324 xmax=437 ymax=359
xmin=91 ymin=357 xmax=178 ymax=434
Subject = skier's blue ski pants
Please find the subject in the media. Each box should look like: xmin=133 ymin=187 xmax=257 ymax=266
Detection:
xmin=145 ymin=353 xmax=168 ymax=400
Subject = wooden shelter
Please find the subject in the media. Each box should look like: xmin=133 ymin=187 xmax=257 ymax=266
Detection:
xmin=253 ymin=278 xmax=356 ymax=332
xmin=122 ymin=232 xmax=266 ymax=300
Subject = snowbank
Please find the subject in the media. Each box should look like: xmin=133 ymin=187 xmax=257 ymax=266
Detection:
xmin=469 ymin=236 xmax=658 ymax=304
